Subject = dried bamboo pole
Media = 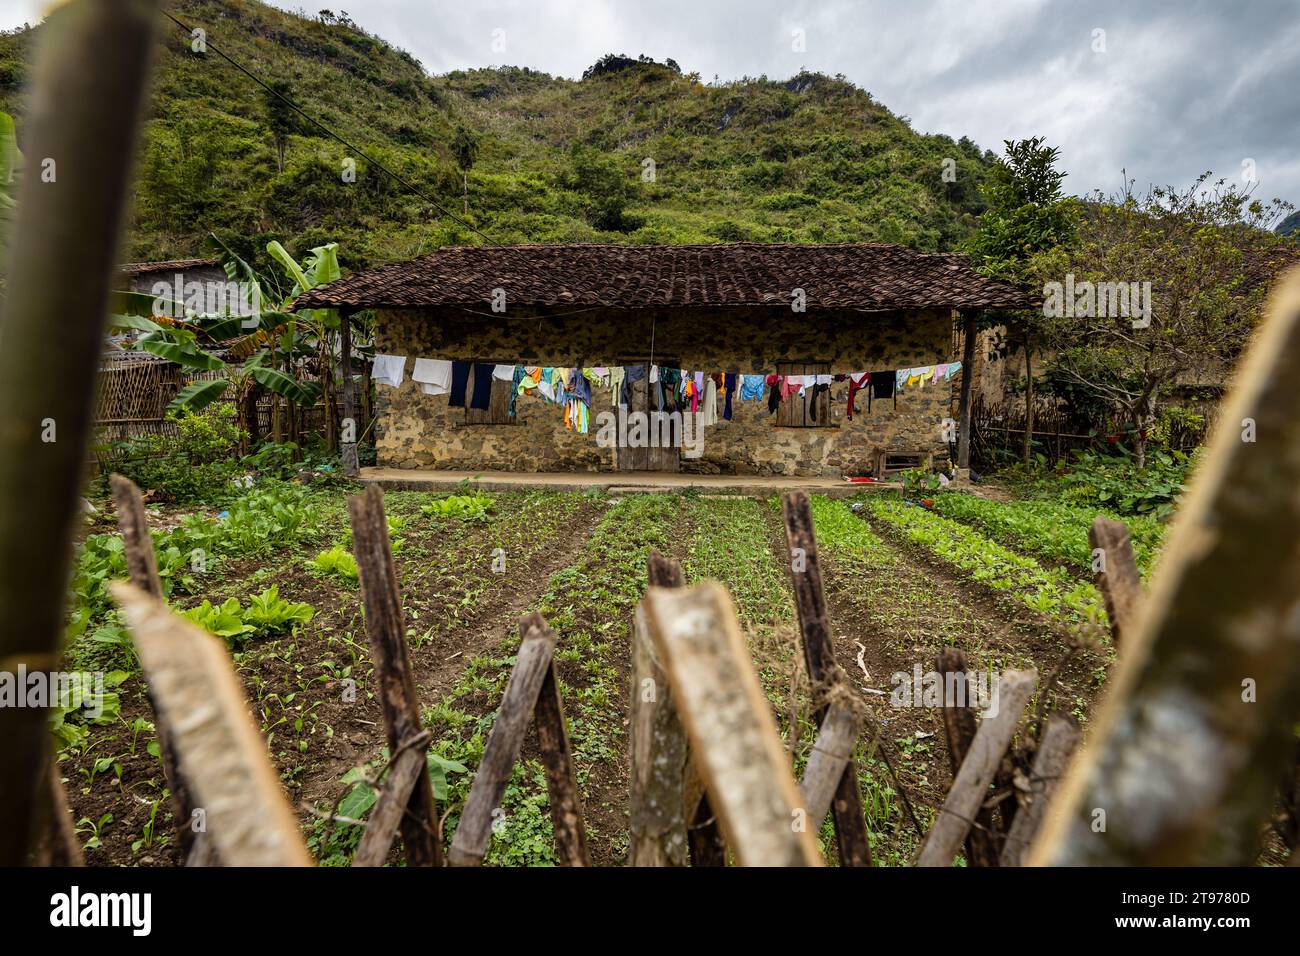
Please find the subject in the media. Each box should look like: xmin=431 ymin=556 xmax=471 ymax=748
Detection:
xmin=0 ymin=0 xmax=159 ymax=865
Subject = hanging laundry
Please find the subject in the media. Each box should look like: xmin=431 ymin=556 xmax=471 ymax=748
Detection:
xmin=846 ymin=371 xmax=870 ymax=420
xmin=608 ymin=366 xmax=625 ymax=405
xmin=412 ymin=357 xmax=451 ymax=396
xmin=469 ymin=362 xmax=494 ymax=410
xmin=723 ymin=372 xmax=737 ymax=421
xmin=649 ymin=365 xmax=659 ymax=384
xmin=782 ymin=375 xmax=806 ymax=399
xmin=372 ymin=354 xmax=407 ymax=389
xmin=808 ymin=382 xmax=830 ymax=421
xmin=659 ymin=367 xmax=682 ymax=412
xmin=740 ymin=374 xmax=766 ymax=401
xmin=448 ymin=361 xmax=472 ymax=407
xmin=766 ymin=374 xmax=782 ymax=414
xmin=700 ymin=377 xmax=719 ymax=427
xmin=620 ymin=364 xmax=646 ymax=406
xmin=509 ymin=366 xmax=526 ymax=417
xmin=944 ymin=360 xmax=962 ymax=381
xmin=492 ymin=364 xmax=516 ymax=381
xmin=536 ymin=367 xmax=557 ymax=402
xmin=870 ymin=370 xmax=897 ymax=411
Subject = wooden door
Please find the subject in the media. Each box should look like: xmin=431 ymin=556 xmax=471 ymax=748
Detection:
xmin=617 ymin=362 xmax=681 ymax=473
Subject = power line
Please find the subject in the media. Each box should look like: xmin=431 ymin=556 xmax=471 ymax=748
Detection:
xmin=160 ymin=8 xmax=495 ymax=243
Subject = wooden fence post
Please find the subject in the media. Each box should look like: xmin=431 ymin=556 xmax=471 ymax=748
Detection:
xmin=448 ymin=619 xmax=556 ymax=866
xmin=936 ymin=648 xmax=1000 ymax=867
xmin=1088 ymin=517 xmax=1143 ymax=647
xmin=348 ymin=485 xmax=441 ymax=866
xmin=643 ymin=581 xmax=823 ymax=867
xmin=781 ymin=491 xmax=872 ymax=866
xmin=798 ymin=703 xmax=859 ymax=831
xmin=1034 ymin=270 xmax=1300 ymax=866
xmin=917 ymin=669 xmax=1037 ymax=867
xmin=111 ymin=583 xmax=312 ymax=866
xmin=999 ymin=714 xmax=1079 ymax=866
xmin=352 ymin=729 xmax=432 ymax=867
xmin=110 ymin=475 xmax=204 ymax=861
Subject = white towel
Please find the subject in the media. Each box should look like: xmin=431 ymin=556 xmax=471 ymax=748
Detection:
xmin=372 ymin=354 xmax=408 ymax=388
xmin=411 ymin=358 xmax=452 ymax=396
xmin=493 ymin=364 xmax=516 ymax=381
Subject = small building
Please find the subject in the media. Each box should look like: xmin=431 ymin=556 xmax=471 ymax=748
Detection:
xmin=294 ymin=243 xmax=1032 ymax=477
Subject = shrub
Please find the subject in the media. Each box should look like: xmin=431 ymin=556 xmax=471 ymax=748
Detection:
xmin=103 ymin=405 xmax=246 ymax=503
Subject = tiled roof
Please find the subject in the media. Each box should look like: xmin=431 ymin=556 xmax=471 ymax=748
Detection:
xmin=290 ymin=243 xmax=1038 ymax=312
xmin=117 ymin=258 xmax=221 ymax=276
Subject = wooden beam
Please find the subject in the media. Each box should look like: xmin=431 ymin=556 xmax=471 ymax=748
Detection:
xmin=956 ymin=309 xmax=979 ymax=472
xmin=110 ymin=474 xmax=203 ymax=861
xmin=780 ymin=491 xmax=872 ymax=866
xmin=1000 ymin=714 xmax=1080 ymax=866
xmin=917 ymin=668 xmax=1037 ymax=867
xmin=798 ymin=702 xmax=858 ymax=832
xmin=630 ymin=552 xmax=693 ymax=866
xmin=352 ymin=740 xmax=428 ymax=868
xmin=936 ymin=647 xmax=1000 ymax=867
xmin=1088 ymin=516 xmax=1143 ymax=647
xmin=448 ymin=622 xmax=554 ymax=866
xmin=1035 ymin=270 xmax=1300 ymax=865
xmin=525 ymin=613 xmax=590 ymax=866
xmin=644 ymin=582 xmax=822 ymax=867
xmin=348 ymin=485 xmax=440 ymax=866
xmin=111 ymin=583 xmax=312 ymax=866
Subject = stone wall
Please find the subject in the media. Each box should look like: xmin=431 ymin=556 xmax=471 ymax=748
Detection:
xmin=374 ymin=305 xmax=959 ymax=476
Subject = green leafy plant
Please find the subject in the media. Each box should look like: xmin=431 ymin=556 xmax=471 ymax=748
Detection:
xmin=244 ymin=586 xmax=314 ymax=634
xmin=308 ymin=545 xmax=359 ymax=581
xmin=421 ymin=493 xmax=493 ymax=522
xmin=179 ymin=598 xmax=257 ymax=646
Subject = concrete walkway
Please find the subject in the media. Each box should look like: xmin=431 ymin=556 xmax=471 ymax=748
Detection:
xmin=359 ymin=467 xmax=897 ymax=499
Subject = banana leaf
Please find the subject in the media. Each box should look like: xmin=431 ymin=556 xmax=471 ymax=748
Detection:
xmin=167 ymin=377 xmax=231 ymax=414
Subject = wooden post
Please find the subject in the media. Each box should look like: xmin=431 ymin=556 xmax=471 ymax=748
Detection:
xmin=999 ymin=714 xmax=1080 ymax=866
xmin=1034 ymin=271 xmax=1300 ymax=865
xmin=644 ymin=582 xmax=823 ymax=867
xmin=936 ymin=648 xmax=1000 ymax=866
xmin=348 ymin=485 xmax=441 ymax=866
xmin=0 ymin=0 xmax=160 ymax=866
xmin=340 ymin=312 xmax=359 ymax=477
xmin=525 ymin=613 xmax=590 ymax=866
xmin=1088 ymin=516 xmax=1143 ymax=647
xmin=448 ymin=622 xmax=555 ymax=866
xmin=111 ymin=583 xmax=312 ymax=866
xmin=352 ymin=735 xmax=430 ymax=868
xmin=917 ymin=668 xmax=1037 ymax=867
xmin=630 ymin=551 xmax=693 ymax=866
xmin=956 ymin=309 xmax=979 ymax=473
xmin=798 ymin=703 xmax=859 ymax=832
xmin=781 ymin=492 xmax=872 ymax=866
xmin=110 ymin=475 xmax=203 ymax=860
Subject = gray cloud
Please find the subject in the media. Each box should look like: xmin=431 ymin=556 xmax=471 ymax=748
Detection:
xmin=4 ymin=0 xmax=1296 ymax=209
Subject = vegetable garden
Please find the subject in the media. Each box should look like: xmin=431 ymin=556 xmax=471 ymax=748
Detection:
xmin=56 ymin=473 xmax=1173 ymax=866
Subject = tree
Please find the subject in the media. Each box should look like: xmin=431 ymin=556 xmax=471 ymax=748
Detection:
xmin=451 ymin=124 xmax=479 ymax=215
xmin=965 ymin=138 xmax=1079 ymax=465
xmin=263 ymin=79 xmax=297 ymax=173
xmin=1036 ymin=174 xmax=1293 ymax=468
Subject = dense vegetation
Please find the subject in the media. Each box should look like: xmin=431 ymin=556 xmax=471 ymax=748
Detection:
xmin=0 ymin=0 xmax=998 ymax=271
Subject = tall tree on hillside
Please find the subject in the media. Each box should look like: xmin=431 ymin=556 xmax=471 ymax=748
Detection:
xmin=451 ymin=124 xmax=479 ymax=215
xmin=1035 ymin=175 xmax=1293 ymax=468
xmin=965 ymin=137 xmax=1078 ymax=465
xmin=263 ymin=79 xmax=297 ymax=173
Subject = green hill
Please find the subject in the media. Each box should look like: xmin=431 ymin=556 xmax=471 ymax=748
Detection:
xmin=0 ymin=0 xmax=998 ymax=271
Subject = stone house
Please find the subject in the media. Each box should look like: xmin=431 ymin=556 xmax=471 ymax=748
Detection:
xmin=293 ymin=243 xmax=1032 ymax=477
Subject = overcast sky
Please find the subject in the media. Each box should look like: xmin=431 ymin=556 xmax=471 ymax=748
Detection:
xmin=5 ymin=0 xmax=1298 ymax=209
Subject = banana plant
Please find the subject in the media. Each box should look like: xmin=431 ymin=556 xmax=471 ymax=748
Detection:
xmin=107 ymin=234 xmax=342 ymax=417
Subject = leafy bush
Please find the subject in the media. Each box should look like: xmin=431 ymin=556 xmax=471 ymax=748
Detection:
xmin=102 ymin=405 xmax=247 ymax=504
xmin=1045 ymin=449 xmax=1194 ymax=520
